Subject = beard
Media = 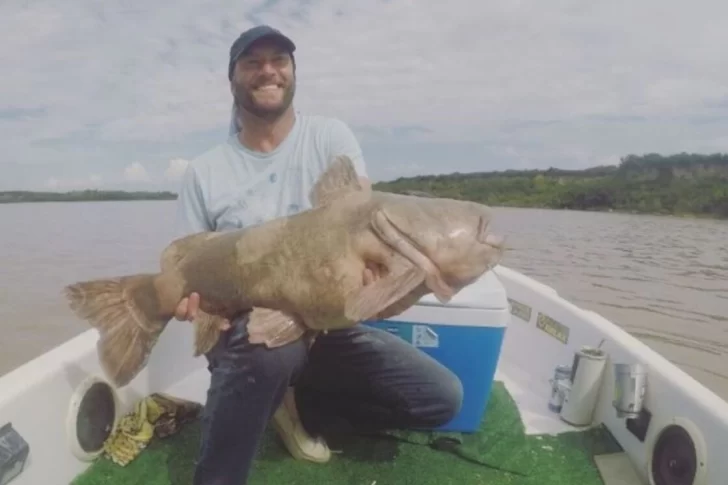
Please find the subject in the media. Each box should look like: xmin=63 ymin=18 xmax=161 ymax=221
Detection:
xmin=233 ymin=78 xmax=296 ymax=122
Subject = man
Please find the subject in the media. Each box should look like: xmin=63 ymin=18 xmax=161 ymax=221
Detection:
xmin=174 ymin=25 xmax=464 ymax=485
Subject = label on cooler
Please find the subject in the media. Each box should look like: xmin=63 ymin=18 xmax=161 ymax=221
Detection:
xmin=413 ymin=325 xmax=440 ymax=348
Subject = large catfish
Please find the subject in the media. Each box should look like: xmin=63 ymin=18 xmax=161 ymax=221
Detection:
xmin=64 ymin=155 xmax=505 ymax=387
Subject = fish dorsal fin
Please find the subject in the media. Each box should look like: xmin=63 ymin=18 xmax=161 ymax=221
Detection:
xmin=309 ymin=155 xmax=364 ymax=207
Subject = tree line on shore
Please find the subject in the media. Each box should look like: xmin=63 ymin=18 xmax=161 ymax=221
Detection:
xmin=376 ymin=152 xmax=728 ymax=219
xmin=3 ymin=153 xmax=727 ymax=219
xmin=0 ymin=189 xmax=177 ymax=203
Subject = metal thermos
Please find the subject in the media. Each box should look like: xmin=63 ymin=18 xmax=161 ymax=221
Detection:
xmin=613 ymin=363 xmax=647 ymax=419
xmin=548 ymin=365 xmax=572 ymax=413
xmin=559 ymin=346 xmax=608 ymax=426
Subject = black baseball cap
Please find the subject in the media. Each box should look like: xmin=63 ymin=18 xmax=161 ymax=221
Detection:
xmin=228 ymin=25 xmax=296 ymax=80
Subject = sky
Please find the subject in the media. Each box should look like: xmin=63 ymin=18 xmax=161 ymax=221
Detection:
xmin=2 ymin=0 xmax=728 ymax=191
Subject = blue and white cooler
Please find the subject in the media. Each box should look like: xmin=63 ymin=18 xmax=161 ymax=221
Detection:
xmin=364 ymin=270 xmax=510 ymax=433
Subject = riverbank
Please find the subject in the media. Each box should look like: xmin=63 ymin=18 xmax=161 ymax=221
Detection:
xmin=488 ymin=204 xmax=728 ymax=221
xmin=0 ymin=190 xmax=176 ymax=204
xmin=3 ymin=153 xmax=727 ymax=219
xmin=2 ymin=191 xmax=723 ymax=221
xmin=376 ymin=153 xmax=728 ymax=220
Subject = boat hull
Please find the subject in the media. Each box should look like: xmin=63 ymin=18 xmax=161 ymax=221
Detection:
xmin=492 ymin=265 xmax=727 ymax=485
xmin=0 ymin=265 xmax=726 ymax=485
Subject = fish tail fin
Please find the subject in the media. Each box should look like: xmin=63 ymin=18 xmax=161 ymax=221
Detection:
xmin=64 ymin=273 xmax=179 ymax=387
xmin=192 ymin=311 xmax=230 ymax=357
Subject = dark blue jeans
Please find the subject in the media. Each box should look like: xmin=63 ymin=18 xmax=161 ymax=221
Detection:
xmin=192 ymin=313 xmax=464 ymax=485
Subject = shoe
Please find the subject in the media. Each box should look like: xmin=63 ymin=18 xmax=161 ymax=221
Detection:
xmin=272 ymin=388 xmax=331 ymax=463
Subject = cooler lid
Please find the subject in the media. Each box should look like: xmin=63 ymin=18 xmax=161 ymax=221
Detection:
xmin=417 ymin=270 xmax=509 ymax=310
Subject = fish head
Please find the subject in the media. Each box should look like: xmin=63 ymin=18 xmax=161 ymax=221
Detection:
xmin=372 ymin=194 xmax=506 ymax=302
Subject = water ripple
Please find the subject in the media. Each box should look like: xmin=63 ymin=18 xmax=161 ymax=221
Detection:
xmin=492 ymin=207 xmax=728 ymax=401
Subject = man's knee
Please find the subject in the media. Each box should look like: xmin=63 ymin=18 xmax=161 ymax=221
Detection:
xmin=417 ymin=371 xmax=464 ymax=427
xmin=443 ymin=373 xmax=465 ymax=420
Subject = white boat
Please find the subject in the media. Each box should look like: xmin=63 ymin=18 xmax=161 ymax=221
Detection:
xmin=1 ymin=265 xmax=726 ymax=485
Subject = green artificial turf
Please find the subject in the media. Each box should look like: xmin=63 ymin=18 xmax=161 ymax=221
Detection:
xmin=71 ymin=381 xmax=620 ymax=485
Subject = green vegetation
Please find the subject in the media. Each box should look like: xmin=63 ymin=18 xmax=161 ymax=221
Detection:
xmin=0 ymin=190 xmax=176 ymax=203
xmin=376 ymin=153 xmax=728 ymax=219
xmin=4 ymin=153 xmax=728 ymax=218
xmin=71 ymin=381 xmax=619 ymax=485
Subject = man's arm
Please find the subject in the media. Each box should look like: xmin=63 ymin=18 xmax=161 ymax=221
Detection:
xmin=175 ymin=164 xmax=213 ymax=237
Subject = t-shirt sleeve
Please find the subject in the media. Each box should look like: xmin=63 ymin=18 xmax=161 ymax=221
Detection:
xmin=174 ymin=164 xmax=213 ymax=237
xmin=326 ymin=118 xmax=369 ymax=179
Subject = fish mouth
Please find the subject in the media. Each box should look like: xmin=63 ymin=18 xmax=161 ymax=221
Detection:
xmin=371 ymin=209 xmax=455 ymax=303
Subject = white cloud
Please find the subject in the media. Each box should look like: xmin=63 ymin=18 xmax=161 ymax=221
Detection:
xmin=123 ymin=162 xmax=150 ymax=183
xmin=44 ymin=175 xmax=103 ymax=190
xmin=2 ymin=0 xmax=728 ymax=188
xmin=165 ymin=158 xmax=189 ymax=181
xmin=40 ymin=158 xmax=189 ymax=191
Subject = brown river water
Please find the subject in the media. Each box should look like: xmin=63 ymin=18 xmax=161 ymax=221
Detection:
xmin=1 ymin=201 xmax=726 ymax=401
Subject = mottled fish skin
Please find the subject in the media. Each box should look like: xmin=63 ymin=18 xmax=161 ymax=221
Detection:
xmin=63 ymin=155 xmax=506 ymax=387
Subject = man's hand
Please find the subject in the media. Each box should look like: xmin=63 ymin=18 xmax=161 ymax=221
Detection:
xmin=175 ymin=292 xmax=200 ymax=321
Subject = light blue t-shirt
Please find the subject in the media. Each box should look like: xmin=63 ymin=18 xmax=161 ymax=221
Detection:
xmin=174 ymin=110 xmax=368 ymax=237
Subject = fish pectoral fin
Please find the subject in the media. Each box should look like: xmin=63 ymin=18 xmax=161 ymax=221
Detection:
xmin=247 ymin=307 xmax=308 ymax=348
xmin=309 ymin=154 xmax=365 ymax=207
xmin=344 ymin=264 xmax=426 ymax=322
xmin=192 ymin=310 xmax=231 ymax=357
xmin=374 ymin=282 xmax=430 ymax=320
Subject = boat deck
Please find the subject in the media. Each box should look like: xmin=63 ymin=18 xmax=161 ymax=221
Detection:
xmin=70 ymin=365 xmax=623 ymax=485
